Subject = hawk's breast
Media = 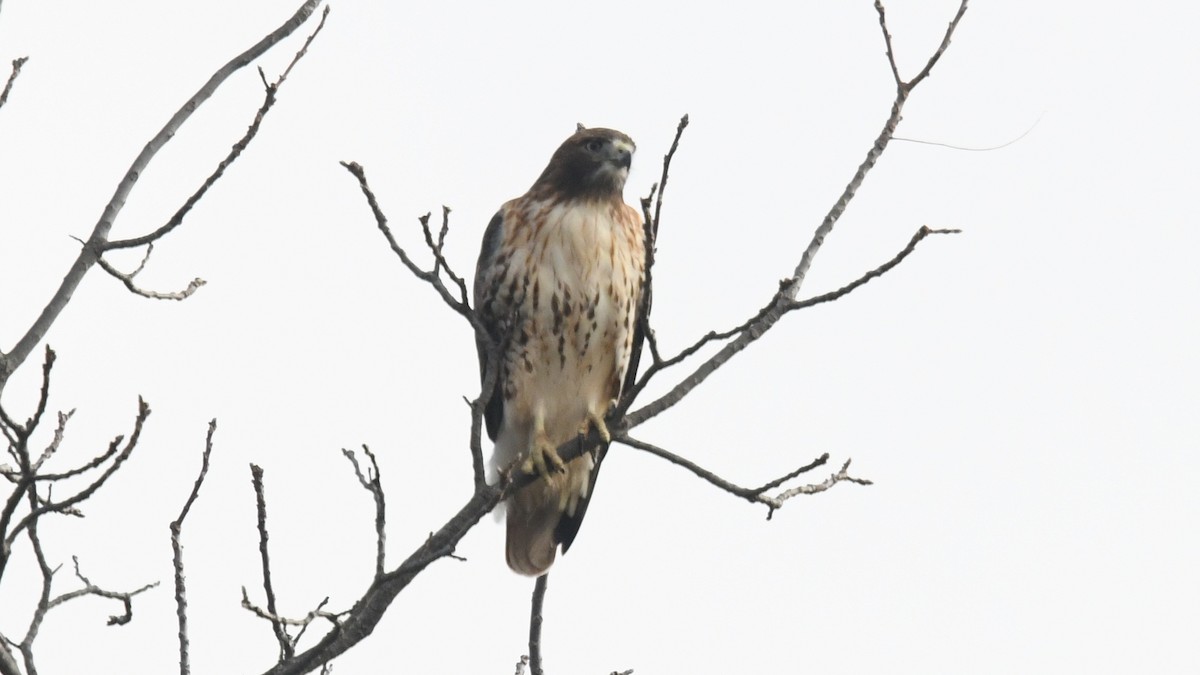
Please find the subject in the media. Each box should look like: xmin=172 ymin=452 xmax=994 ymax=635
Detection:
xmin=492 ymin=197 xmax=644 ymax=467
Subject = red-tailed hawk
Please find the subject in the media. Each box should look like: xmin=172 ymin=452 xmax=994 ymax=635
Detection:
xmin=474 ymin=127 xmax=645 ymax=576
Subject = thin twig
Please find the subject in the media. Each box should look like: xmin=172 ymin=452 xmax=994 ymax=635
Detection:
xmin=171 ymin=419 xmax=217 ymax=675
xmin=652 ymin=114 xmax=689 ymax=239
xmin=900 ymin=0 xmax=970 ymax=90
xmin=619 ymin=115 xmax=689 ymax=413
xmin=616 ymin=435 xmax=856 ymax=519
xmin=241 ymin=588 xmax=341 ymax=628
xmin=5 ymin=398 xmax=150 ymax=548
xmin=469 ymin=336 xmax=505 ymax=490
xmin=341 ymin=446 xmax=386 ymax=579
xmin=104 ymin=5 xmax=331 ymax=252
xmin=251 ymin=464 xmax=294 ymax=662
xmin=96 ymin=255 xmax=207 ymax=300
xmin=47 ymin=557 xmax=158 ymax=625
xmin=773 ymin=459 xmax=873 ymax=504
xmin=0 ymin=56 xmax=28 ymax=112
xmin=339 ymin=161 xmax=483 ymax=334
xmin=627 ymin=226 xmax=960 ymax=427
xmin=417 ymin=207 xmax=470 ymax=301
xmin=0 ymin=348 xmax=57 ymax=576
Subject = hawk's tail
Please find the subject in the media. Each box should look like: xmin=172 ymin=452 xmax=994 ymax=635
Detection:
xmin=504 ymin=453 xmax=597 ymax=576
xmin=505 ymin=493 xmax=560 ymax=576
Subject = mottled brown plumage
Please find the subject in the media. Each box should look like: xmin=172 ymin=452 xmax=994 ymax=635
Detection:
xmin=474 ymin=128 xmax=645 ymax=575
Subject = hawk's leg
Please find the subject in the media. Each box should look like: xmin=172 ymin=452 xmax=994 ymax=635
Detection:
xmin=580 ymin=396 xmax=619 ymax=444
xmin=522 ymin=408 xmax=566 ymax=480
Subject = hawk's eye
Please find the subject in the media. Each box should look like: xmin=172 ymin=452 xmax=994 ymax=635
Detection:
xmin=584 ymin=139 xmax=604 ymax=153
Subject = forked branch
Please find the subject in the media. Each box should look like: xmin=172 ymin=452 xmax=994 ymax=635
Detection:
xmin=0 ymin=0 xmax=326 ymax=392
xmin=0 ymin=348 xmax=156 ymax=674
xmin=625 ymin=0 xmax=969 ymax=428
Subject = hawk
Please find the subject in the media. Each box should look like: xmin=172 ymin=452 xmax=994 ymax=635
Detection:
xmin=474 ymin=127 xmax=646 ymax=576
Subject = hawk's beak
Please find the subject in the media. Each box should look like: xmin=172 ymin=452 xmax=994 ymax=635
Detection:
xmin=610 ymin=140 xmax=634 ymax=171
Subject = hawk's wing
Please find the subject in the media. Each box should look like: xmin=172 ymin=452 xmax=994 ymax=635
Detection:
xmin=474 ymin=210 xmax=507 ymax=442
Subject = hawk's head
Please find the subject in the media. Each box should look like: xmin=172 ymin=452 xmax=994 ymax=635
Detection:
xmin=532 ymin=127 xmax=635 ymax=201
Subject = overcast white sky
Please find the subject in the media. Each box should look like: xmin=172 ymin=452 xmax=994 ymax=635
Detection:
xmin=1 ymin=0 xmax=1197 ymax=673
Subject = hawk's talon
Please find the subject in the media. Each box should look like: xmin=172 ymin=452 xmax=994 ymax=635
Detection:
xmin=522 ymin=433 xmax=566 ymax=482
xmin=586 ymin=409 xmax=612 ymax=444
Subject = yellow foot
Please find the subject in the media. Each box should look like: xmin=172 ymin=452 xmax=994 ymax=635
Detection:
xmin=521 ymin=431 xmax=566 ymax=481
xmin=585 ymin=408 xmax=612 ymax=444
xmin=583 ymin=398 xmax=619 ymax=443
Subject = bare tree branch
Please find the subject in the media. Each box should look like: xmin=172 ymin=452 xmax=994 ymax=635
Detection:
xmin=619 ymin=114 xmax=689 ymax=412
xmin=627 ymin=225 xmax=960 ymax=421
xmin=251 ymin=464 xmax=294 ymax=662
xmin=104 ymin=4 xmax=331 ymax=253
xmin=417 ymin=207 xmax=470 ymax=302
xmin=887 ymin=0 xmax=971 ymax=92
xmin=0 ymin=0 xmax=325 ymax=394
xmin=0 ymin=348 xmax=57 ymax=578
xmin=46 ymin=557 xmax=158 ymax=625
xmin=528 ymin=574 xmax=548 ymax=675
xmin=241 ymin=590 xmax=339 ymax=630
xmin=339 ymin=161 xmax=485 ymax=335
xmin=258 ymin=486 xmax=506 ymax=675
xmin=341 ymin=446 xmax=386 ymax=579
xmin=171 ymin=419 xmax=217 ymax=675
xmin=774 ymin=458 xmax=873 ymax=503
xmin=95 ymin=255 xmax=207 ymax=300
xmin=16 ymin=524 xmax=156 ymax=672
xmin=0 ymin=347 xmax=156 ymax=673
xmin=18 ymin=507 xmax=55 ymax=675
xmin=4 ymin=398 xmax=150 ymax=548
xmin=623 ymin=0 xmax=970 ymax=428
xmin=615 ymin=435 xmax=867 ymax=520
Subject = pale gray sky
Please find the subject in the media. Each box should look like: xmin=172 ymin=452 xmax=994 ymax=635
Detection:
xmin=1 ymin=0 xmax=1197 ymax=673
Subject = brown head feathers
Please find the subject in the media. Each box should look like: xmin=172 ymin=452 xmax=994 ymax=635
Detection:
xmin=530 ymin=127 xmax=635 ymax=202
